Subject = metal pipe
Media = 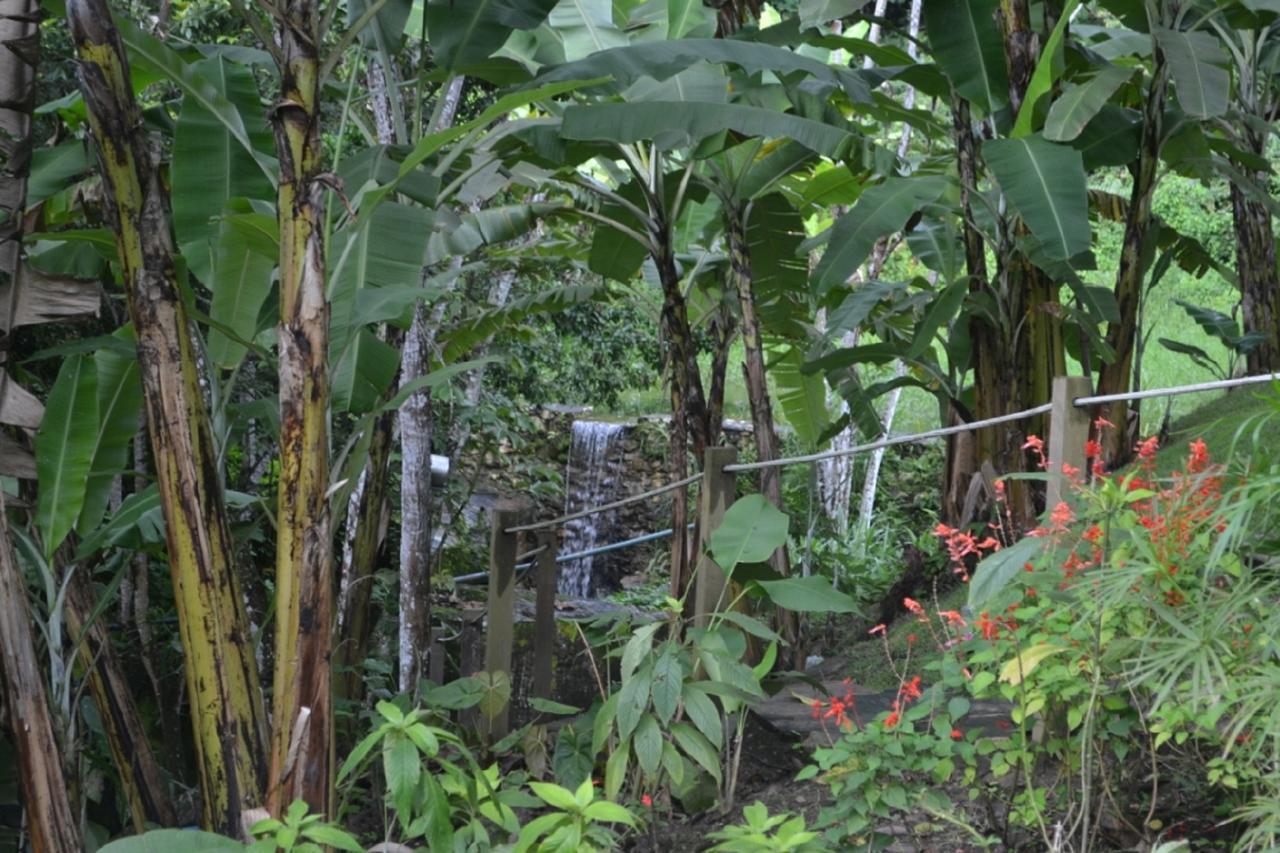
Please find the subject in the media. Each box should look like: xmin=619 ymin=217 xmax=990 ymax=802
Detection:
xmin=453 ymin=524 xmax=695 ymax=585
xmin=1074 ymin=372 xmax=1280 ymax=408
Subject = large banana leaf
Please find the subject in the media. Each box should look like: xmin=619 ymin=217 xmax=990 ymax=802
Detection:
xmin=548 ymin=0 xmax=629 ymax=61
xmin=428 ymin=0 xmax=558 ymax=70
xmin=923 ymin=0 xmax=1009 ymax=113
xmin=439 ymin=281 xmax=611 ymax=364
xmin=208 ymin=203 xmax=277 ymax=369
xmin=328 ymin=202 xmax=435 ymax=360
xmin=27 ymin=140 xmax=88 ymax=208
xmin=668 ymin=0 xmax=716 ymax=38
xmin=767 ymin=340 xmax=829 ymax=451
xmin=424 ymin=203 xmax=561 ymax=265
xmin=119 ymin=21 xmax=276 ymax=182
xmin=560 ymin=101 xmax=856 ymax=157
xmin=332 ymin=327 xmax=403 ymax=414
xmin=171 ymin=56 xmax=276 ymax=286
xmin=1153 ymin=27 xmax=1229 ymax=119
xmin=983 ymin=135 xmax=1089 ymax=262
xmin=532 ymin=38 xmax=871 ymax=105
xmin=1043 ymin=64 xmax=1134 ymax=142
xmin=35 ymin=354 xmax=97 ymax=560
xmin=1068 ymin=103 xmax=1141 ymax=168
xmin=810 ymin=175 xmax=950 ymax=295
xmin=77 ymin=331 xmax=144 ymax=535
xmin=746 ymin=194 xmax=808 ymax=338
xmin=1011 ymin=0 xmax=1083 ymax=138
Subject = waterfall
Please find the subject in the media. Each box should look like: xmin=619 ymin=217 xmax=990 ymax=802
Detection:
xmin=559 ymin=420 xmax=626 ymax=597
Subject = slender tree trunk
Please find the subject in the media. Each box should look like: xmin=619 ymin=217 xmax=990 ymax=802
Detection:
xmin=65 ymin=571 xmax=178 ymax=831
xmin=395 ymin=76 xmax=464 ymax=698
xmin=0 ymin=492 xmax=81 ymax=853
xmin=707 ymin=301 xmax=735 ymax=445
xmin=1095 ymin=56 xmax=1167 ymax=466
xmin=1231 ymin=136 xmax=1280 ymax=375
xmin=268 ymin=0 xmax=334 ymax=817
xmin=69 ymin=0 xmax=268 ymax=833
xmin=655 ymin=225 xmax=708 ymax=597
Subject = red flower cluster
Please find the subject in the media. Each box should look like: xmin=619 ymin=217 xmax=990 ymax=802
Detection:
xmin=884 ymin=675 xmax=924 ymax=729
xmin=933 ymin=522 xmax=1001 ymax=581
xmin=809 ymin=683 xmax=858 ymax=731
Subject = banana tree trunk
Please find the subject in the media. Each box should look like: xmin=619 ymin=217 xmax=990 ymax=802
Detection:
xmin=68 ymin=0 xmax=268 ymax=833
xmin=1096 ymin=57 xmax=1167 ymax=466
xmin=1231 ymin=150 xmax=1280 ymax=375
xmin=0 ymin=493 xmax=81 ymax=853
xmin=269 ymin=0 xmax=333 ymax=816
xmin=707 ymin=301 xmax=735 ymax=444
xmin=0 ymin=0 xmax=36 ymax=310
xmin=655 ymin=227 xmax=708 ymax=598
xmin=66 ymin=570 xmax=178 ymax=830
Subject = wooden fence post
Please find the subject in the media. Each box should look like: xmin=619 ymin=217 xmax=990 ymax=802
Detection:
xmin=694 ymin=446 xmax=738 ymax=626
xmin=484 ymin=505 xmax=521 ymax=741
xmin=1047 ymin=376 xmax=1092 ymax=509
xmin=532 ymin=529 xmax=558 ymax=700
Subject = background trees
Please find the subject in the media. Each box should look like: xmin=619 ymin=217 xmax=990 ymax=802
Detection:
xmin=0 ymin=0 xmax=1275 ymax=845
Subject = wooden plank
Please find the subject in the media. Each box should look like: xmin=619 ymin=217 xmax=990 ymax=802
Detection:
xmin=483 ymin=505 xmax=521 ymax=741
xmin=532 ymin=529 xmax=558 ymax=700
xmin=693 ymin=446 xmax=738 ymax=627
xmin=1047 ymin=375 xmax=1093 ymax=509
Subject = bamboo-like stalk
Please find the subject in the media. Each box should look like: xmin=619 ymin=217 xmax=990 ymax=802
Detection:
xmin=0 ymin=496 xmax=80 ymax=852
xmin=67 ymin=0 xmax=268 ymax=833
xmin=268 ymin=0 xmax=334 ymax=817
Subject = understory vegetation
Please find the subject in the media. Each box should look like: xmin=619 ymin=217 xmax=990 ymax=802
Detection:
xmin=6 ymin=0 xmax=1280 ymax=851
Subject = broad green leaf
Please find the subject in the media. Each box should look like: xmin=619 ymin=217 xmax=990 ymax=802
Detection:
xmin=27 ymin=140 xmax=87 ymax=207
xmin=119 ymin=22 xmax=276 ymax=183
xmin=592 ymin=692 xmax=619 ymax=754
xmin=98 ymin=829 xmax=244 ymax=852
xmin=708 ymin=494 xmax=790 ymax=574
xmin=667 ymin=0 xmax=715 ymax=38
xmin=616 ymin=670 xmax=651 ymax=740
xmin=328 ymin=202 xmax=434 ymax=359
xmin=530 ymin=781 xmax=579 ymax=811
xmin=983 ymin=135 xmax=1089 ymax=262
xmin=534 ymin=38 xmax=871 ymax=104
xmin=36 ymin=354 xmax=97 ymax=559
xmin=77 ymin=329 xmax=144 ymax=535
xmin=1043 ymin=64 xmax=1134 ymax=142
xmin=548 ymin=0 xmax=628 ymax=60
xmin=681 ymin=683 xmax=723 ymax=748
xmin=170 ymin=56 xmax=275 ymax=287
xmin=1069 ymin=103 xmax=1141 ymax=169
xmin=968 ymin=535 xmax=1045 ymax=610
xmin=798 ymin=0 xmax=860 ymax=30
xmin=999 ymin=643 xmax=1066 ymax=685
xmin=582 ymin=800 xmax=636 ymax=825
xmin=670 ymin=722 xmax=721 ymax=783
xmin=651 ymin=653 xmax=682 ymax=726
xmin=331 ymin=327 xmax=402 ymax=414
xmin=560 ymin=102 xmax=856 ymax=158
xmin=384 ymin=736 xmax=422 ymax=821
xmin=424 ymin=203 xmax=559 ymax=266
xmin=923 ymin=0 xmax=1009 ymax=113
xmin=1153 ymin=27 xmax=1229 ymax=119
xmin=755 ymin=576 xmax=860 ymax=614
xmin=633 ymin=713 xmax=662 ymax=778
xmin=604 ymin=745 xmax=628 ymax=800
xmin=299 ymin=824 xmax=363 ymax=853
xmin=620 ymin=622 xmax=661 ymax=683
xmin=1011 ymin=0 xmax=1083 ymax=138
xmin=907 ymin=280 xmax=968 ymax=359
xmin=208 ymin=205 xmax=276 ymax=369
xmin=428 ymin=0 xmax=558 ymax=70
xmin=811 ymin=176 xmax=949 ymax=294
xmin=768 ymin=342 xmax=829 ymax=451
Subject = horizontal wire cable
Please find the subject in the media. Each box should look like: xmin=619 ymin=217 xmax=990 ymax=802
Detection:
xmin=1075 ymin=372 xmax=1280 ymax=407
xmin=505 ymin=473 xmax=701 ymax=534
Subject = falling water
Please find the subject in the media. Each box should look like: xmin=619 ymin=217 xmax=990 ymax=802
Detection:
xmin=559 ymin=420 xmax=626 ymax=597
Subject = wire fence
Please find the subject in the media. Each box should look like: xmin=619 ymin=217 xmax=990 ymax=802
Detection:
xmin=493 ymin=372 xmax=1280 ymax=569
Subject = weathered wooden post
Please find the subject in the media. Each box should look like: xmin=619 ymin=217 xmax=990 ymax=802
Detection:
xmin=693 ymin=446 xmax=738 ymax=626
xmin=1047 ymin=376 xmax=1092 ymax=509
xmin=532 ymin=529 xmax=558 ymax=700
xmin=484 ymin=505 xmax=521 ymax=741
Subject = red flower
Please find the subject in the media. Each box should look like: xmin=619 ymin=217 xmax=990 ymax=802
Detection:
xmin=869 ymin=624 xmax=887 ymax=636
xmin=1049 ymin=501 xmax=1074 ymax=532
xmin=1093 ymin=416 xmax=1115 ymax=432
xmin=977 ymin=611 xmax=999 ymax=641
xmin=1136 ymin=436 xmax=1160 ymax=461
xmin=1023 ymin=435 xmax=1047 ymax=469
xmin=903 ymin=597 xmax=924 ymax=616
xmin=906 ymin=633 xmax=917 ymax=645
xmin=642 ymin=794 xmax=653 ymax=807
xmin=1188 ymin=438 xmax=1210 ymax=473
xmin=884 ymin=710 xmax=900 ymax=729
xmin=950 ymin=728 xmax=963 ymax=740
xmin=1084 ymin=439 xmax=1102 ymax=459
xmin=938 ymin=610 xmax=967 ymax=627
xmin=901 ymin=676 xmax=923 ymax=701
